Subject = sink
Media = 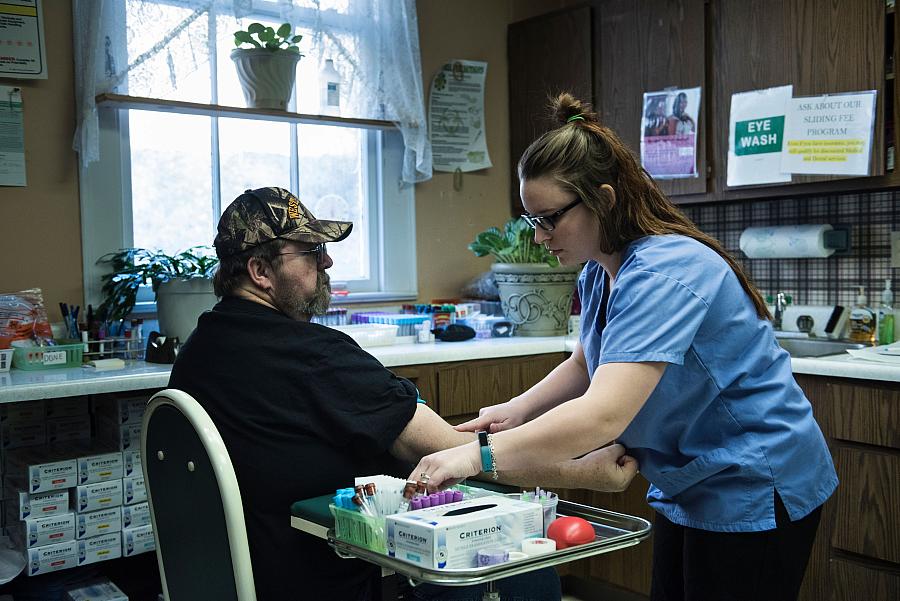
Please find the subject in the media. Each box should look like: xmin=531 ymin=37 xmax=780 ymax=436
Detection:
xmin=776 ymin=338 xmax=868 ymax=358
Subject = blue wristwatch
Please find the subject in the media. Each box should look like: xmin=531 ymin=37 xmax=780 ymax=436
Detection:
xmin=477 ymin=430 xmax=493 ymax=473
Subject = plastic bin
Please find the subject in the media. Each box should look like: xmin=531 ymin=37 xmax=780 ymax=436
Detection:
xmin=330 ymin=504 xmax=386 ymax=554
xmin=0 ymin=348 xmax=13 ymax=372
xmin=330 ymin=324 xmax=399 ymax=348
xmin=12 ymin=341 xmax=84 ymax=370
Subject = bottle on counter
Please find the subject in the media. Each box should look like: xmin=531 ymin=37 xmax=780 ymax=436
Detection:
xmin=877 ymin=279 xmax=895 ymax=345
xmin=848 ymin=286 xmax=876 ymax=344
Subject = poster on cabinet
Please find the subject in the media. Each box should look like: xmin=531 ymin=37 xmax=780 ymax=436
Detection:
xmin=780 ymin=91 xmax=876 ymax=176
xmin=429 ymin=59 xmax=491 ymax=172
xmin=727 ymin=85 xmax=793 ymax=187
xmin=0 ymin=0 xmax=47 ymax=79
xmin=640 ymin=87 xmax=701 ymax=179
xmin=0 ymin=86 xmax=26 ymax=186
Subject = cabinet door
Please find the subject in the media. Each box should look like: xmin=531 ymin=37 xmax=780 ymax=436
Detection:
xmin=391 ymin=365 xmax=437 ymax=411
xmin=508 ymin=6 xmax=593 ymax=215
xmin=597 ymin=0 xmax=707 ymax=197
xmin=710 ymin=0 xmax=886 ymax=197
xmin=436 ymin=353 xmax=565 ymax=420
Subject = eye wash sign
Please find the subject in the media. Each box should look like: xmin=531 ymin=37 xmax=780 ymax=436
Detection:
xmin=728 ymin=85 xmax=793 ymax=186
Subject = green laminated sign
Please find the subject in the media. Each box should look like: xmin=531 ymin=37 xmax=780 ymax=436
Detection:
xmin=734 ymin=116 xmax=785 ymax=156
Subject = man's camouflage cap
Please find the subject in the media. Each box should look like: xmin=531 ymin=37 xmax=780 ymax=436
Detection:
xmin=214 ymin=187 xmax=352 ymax=257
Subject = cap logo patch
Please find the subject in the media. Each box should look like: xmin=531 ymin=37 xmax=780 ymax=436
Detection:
xmin=287 ymin=198 xmax=301 ymax=219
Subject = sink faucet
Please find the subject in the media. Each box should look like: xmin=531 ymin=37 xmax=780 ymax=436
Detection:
xmin=773 ymin=292 xmax=787 ymax=330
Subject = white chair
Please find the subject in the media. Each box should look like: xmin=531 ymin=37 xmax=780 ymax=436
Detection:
xmin=141 ymin=389 xmax=257 ymax=601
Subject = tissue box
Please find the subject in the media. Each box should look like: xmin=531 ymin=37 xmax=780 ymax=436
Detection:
xmin=122 ymin=524 xmax=155 ymax=556
xmin=76 ymin=480 xmax=123 ymax=513
xmin=122 ymin=475 xmax=146 ymax=505
xmin=27 ymin=539 xmax=78 ymax=576
xmin=14 ymin=490 xmax=70 ymax=520
xmin=76 ymin=532 xmax=122 ymax=566
xmin=122 ymin=449 xmax=142 ymax=477
xmin=5 ymin=450 xmax=78 ymax=494
xmin=386 ymin=495 xmax=542 ymax=569
xmin=121 ymin=502 xmax=151 ymax=529
xmin=78 ymin=452 xmax=124 ymax=485
xmin=11 ymin=512 xmax=76 ymax=548
xmin=77 ymin=507 xmax=122 ymax=539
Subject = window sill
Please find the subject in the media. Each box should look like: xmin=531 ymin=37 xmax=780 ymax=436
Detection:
xmin=132 ymin=291 xmax=418 ymax=316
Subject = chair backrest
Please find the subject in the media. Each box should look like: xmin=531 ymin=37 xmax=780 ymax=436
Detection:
xmin=141 ymin=389 xmax=257 ymax=601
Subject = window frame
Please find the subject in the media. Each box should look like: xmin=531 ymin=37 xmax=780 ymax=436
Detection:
xmin=79 ymin=3 xmax=417 ymax=313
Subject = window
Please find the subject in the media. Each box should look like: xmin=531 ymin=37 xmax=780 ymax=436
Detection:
xmin=79 ymin=0 xmax=417 ymax=312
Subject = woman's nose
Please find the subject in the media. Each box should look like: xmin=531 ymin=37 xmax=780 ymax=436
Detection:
xmin=533 ymin=227 xmax=550 ymax=244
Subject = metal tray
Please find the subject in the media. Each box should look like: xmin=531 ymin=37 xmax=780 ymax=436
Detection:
xmin=328 ymin=497 xmax=652 ymax=587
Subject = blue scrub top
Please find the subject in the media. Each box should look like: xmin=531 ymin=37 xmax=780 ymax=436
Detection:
xmin=578 ymin=235 xmax=837 ymax=532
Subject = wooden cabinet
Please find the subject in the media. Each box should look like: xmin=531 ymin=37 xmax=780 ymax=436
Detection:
xmin=508 ymin=6 xmax=594 ymax=215
xmin=596 ymin=0 xmax=707 ymax=197
xmin=510 ymin=0 xmax=898 ymax=203
xmin=794 ymin=375 xmax=900 ymax=601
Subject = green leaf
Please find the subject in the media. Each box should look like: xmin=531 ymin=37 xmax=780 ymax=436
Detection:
xmin=290 ymin=34 xmax=303 ymax=43
xmin=247 ymin=23 xmax=266 ymax=35
xmin=276 ymin=23 xmax=292 ymax=38
xmin=285 ymin=46 xmax=301 ymax=54
xmin=260 ymin=27 xmax=275 ymax=42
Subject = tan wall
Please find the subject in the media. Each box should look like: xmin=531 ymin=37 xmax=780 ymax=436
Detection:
xmin=0 ymin=1 xmax=80 ymax=313
xmin=0 ymin=1 xmax=566 ymax=313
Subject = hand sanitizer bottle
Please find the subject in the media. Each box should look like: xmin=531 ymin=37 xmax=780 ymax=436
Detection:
xmin=877 ymin=279 xmax=894 ymax=345
xmin=849 ymin=286 xmax=876 ymax=344
xmin=319 ymin=58 xmax=341 ymax=116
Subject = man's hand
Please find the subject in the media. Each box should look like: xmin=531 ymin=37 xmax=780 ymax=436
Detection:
xmin=454 ymin=400 xmax=528 ymax=433
xmin=573 ymin=444 xmax=639 ymax=492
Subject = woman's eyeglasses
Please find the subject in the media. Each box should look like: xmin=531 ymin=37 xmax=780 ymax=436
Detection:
xmin=521 ymin=197 xmax=583 ymax=231
xmin=278 ymin=243 xmax=327 ymax=266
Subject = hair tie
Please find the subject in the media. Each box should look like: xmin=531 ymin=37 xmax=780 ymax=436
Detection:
xmin=566 ymin=114 xmax=585 ymax=123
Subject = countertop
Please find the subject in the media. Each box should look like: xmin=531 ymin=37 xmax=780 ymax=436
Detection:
xmin=1 ymin=336 xmax=898 ymax=404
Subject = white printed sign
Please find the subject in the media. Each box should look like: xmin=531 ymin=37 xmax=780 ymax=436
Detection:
xmin=727 ymin=85 xmax=793 ymax=187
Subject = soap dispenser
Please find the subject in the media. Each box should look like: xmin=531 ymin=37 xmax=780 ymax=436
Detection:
xmin=877 ymin=279 xmax=895 ymax=345
xmin=849 ymin=286 xmax=876 ymax=344
xmin=319 ymin=58 xmax=341 ymax=116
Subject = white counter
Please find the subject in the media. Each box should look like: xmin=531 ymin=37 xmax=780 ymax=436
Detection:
xmin=1 ymin=336 xmax=898 ymax=404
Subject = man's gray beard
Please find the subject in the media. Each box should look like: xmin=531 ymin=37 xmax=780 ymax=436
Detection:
xmin=273 ymin=272 xmax=331 ymax=321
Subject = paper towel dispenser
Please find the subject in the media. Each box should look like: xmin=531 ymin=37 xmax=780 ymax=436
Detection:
xmin=739 ymin=224 xmax=850 ymax=259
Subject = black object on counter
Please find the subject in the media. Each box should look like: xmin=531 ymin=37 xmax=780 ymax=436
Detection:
xmin=432 ymin=324 xmax=476 ymax=342
xmin=145 ymin=331 xmax=179 ymax=364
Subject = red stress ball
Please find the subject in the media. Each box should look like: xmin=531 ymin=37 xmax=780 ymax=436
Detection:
xmin=546 ymin=516 xmax=595 ymax=549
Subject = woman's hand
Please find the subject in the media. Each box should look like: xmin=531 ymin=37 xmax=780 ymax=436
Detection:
xmin=454 ymin=400 xmax=528 ymax=433
xmin=408 ymin=441 xmax=482 ymax=491
xmin=574 ymin=444 xmax=639 ymax=492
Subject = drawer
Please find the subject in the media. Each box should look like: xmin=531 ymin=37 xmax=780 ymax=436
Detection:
xmin=830 ymin=446 xmax=900 ymax=563
xmin=826 ymin=381 xmax=900 ymax=449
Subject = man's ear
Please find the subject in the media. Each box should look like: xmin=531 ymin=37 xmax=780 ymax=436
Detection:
xmin=245 ymin=256 xmax=274 ymax=291
xmin=599 ymin=184 xmax=616 ymax=208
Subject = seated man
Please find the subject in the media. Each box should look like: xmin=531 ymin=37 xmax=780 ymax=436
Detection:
xmin=169 ymin=187 xmax=638 ymax=601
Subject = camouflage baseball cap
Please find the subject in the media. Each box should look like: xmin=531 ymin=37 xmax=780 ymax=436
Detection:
xmin=214 ymin=187 xmax=352 ymax=257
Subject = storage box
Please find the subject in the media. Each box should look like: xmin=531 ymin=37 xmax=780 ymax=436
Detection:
xmin=385 ymin=495 xmax=543 ymax=569
xmin=76 ymin=532 xmax=122 ymax=566
xmin=27 ymin=539 xmax=78 ymax=575
xmin=15 ymin=490 xmax=70 ymax=520
xmin=0 ymin=400 xmax=45 ymax=422
xmin=66 ymin=579 xmax=128 ymax=600
xmin=10 ymin=512 xmax=76 ymax=548
xmin=13 ymin=342 xmax=83 ymax=370
xmin=330 ymin=324 xmax=399 ymax=347
xmin=5 ymin=451 xmax=78 ymax=494
xmin=45 ymin=396 xmax=89 ymax=419
xmin=122 ymin=449 xmax=142 ymax=477
xmin=1 ymin=419 xmax=47 ymax=449
xmin=78 ymin=452 xmax=124 ymax=485
xmin=96 ymin=419 xmax=143 ymax=451
xmin=92 ymin=395 xmax=148 ymax=426
xmin=120 ymin=501 xmax=151 ymax=529
xmin=77 ymin=507 xmax=122 ymax=539
xmin=76 ymin=480 xmax=123 ymax=513
xmin=122 ymin=475 xmax=146 ymax=505
xmin=122 ymin=524 xmax=155 ymax=556
xmin=47 ymin=415 xmax=92 ymax=444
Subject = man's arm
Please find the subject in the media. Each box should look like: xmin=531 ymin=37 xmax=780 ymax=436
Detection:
xmin=391 ymin=405 xmax=638 ymax=492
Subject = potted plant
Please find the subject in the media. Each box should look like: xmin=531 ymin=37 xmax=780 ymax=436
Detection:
xmin=469 ymin=218 xmax=580 ymax=336
xmin=96 ymin=247 xmax=219 ymax=343
xmin=231 ymin=22 xmax=303 ymax=110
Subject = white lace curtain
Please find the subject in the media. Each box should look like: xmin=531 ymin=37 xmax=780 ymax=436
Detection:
xmin=72 ymin=0 xmax=432 ymax=183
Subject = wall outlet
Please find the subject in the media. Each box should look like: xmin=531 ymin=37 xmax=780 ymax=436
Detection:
xmin=892 ymin=232 xmax=900 ymax=268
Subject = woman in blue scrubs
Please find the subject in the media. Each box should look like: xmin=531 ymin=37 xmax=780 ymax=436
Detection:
xmin=410 ymin=93 xmax=837 ymax=601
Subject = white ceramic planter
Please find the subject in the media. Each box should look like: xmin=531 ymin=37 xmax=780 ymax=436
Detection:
xmin=230 ymin=48 xmax=301 ymax=110
xmin=491 ymin=263 xmax=581 ymax=336
xmin=156 ymin=278 xmax=218 ymax=343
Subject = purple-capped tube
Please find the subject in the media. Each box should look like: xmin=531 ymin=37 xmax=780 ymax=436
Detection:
xmin=440 ymin=490 xmax=450 ymax=504
xmin=452 ymin=490 xmax=464 ymax=503
xmin=410 ymin=498 xmax=423 ymax=510
xmin=429 ymin=493 xmax=441 ymax=507
xmin=420 ymin=495 xmax=432 ymax=508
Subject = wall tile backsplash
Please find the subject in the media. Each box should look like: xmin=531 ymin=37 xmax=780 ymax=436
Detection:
xmin=679 ymin=190 xmax=900 ymax=308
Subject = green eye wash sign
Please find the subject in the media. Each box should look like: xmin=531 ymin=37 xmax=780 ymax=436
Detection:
xmin=727 ymin=85 xmax=793 ymax=186
xmin=734 ymin=116 xmax=785 ymax=156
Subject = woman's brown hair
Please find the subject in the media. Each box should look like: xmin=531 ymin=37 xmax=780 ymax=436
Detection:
xmin=518 ymin=93 xmax=770 ymax=320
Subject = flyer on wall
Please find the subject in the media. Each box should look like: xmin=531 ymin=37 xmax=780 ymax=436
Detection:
xmin=0 ymin=0 xmax=47 ymax=79
xmin=640 ymin=87 xmax=701 ymax=179
xmin=727 ymin=85 xmax=793 ymax=187
xmin=429 ymin=59 xmax=492 ymax=173
xmin=781 ymin=91 xmax=876 ymax=176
